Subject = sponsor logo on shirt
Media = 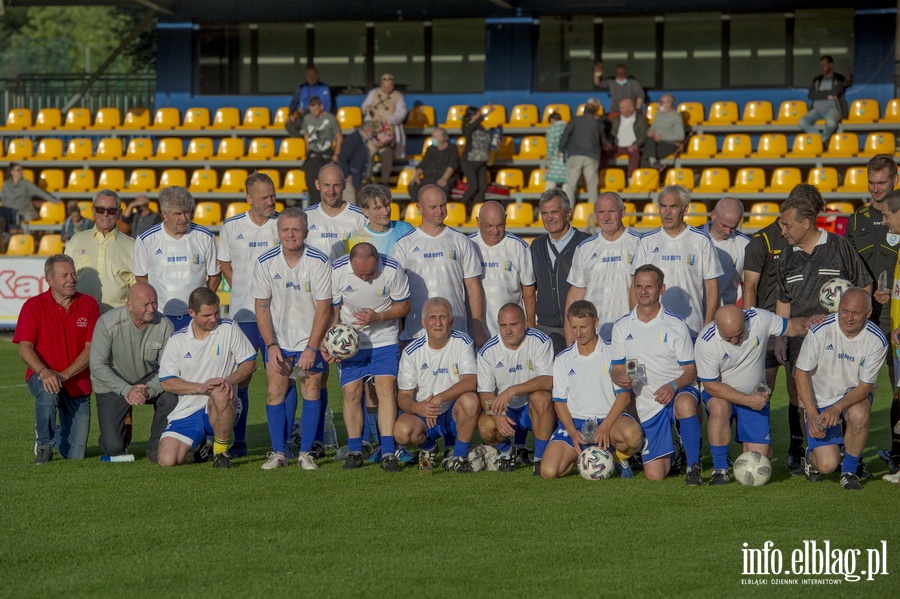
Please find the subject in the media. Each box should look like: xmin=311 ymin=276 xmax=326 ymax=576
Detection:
xmin=483 ymin=261 xmax=499 ymax=268
xmin=321 ymin=233 xmax=339 ymax=239
xmin=236 ymin=233 xmax=245 ymax=240
xmin=508 ymin=364 xmax=523 ymax=374
xmin=432 ymin=367 xmax=449 ymax=376
xmin=167 ymin=256 xmax=188 ymax=263
xmin=273 ymin=274 xmax=282 ymax=280
xmin=412 ymin=246 xmax=421 ymax=253
xmin=602 ymin=256 xmax=622 ymax=264
xmin=154 ymin=248 xmax=163 ymax=255
xmin=651 ymin=247 xmax=660 ymax=253
xmin=825 ymin=344 xmax=835 ymax=351
xmin=661 ymin=255 xmax=681 ymax=262
xmin=184 ymin=352 xmax=192 ymax=358
xmin=568 ymin=368 xmax=576 ymax=375
xmin=420 ymin=362 xmax=429 ymax=370
xmin=837 ymin=352 xmax=856 ymax=363
xmin=495 ymin=361 xmax=504 ymax=368
xmin=424 ymin=251 xmax=444 ymax=259
xmin=309 ymin=224 xmax=317 ymax=230
xmin=248 ymin=242 xmax=269 ymax=248
xmin=625 ymin=334 xmax=633 ymax=341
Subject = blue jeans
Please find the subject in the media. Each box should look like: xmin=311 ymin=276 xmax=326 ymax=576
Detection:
xmin=799 ymin=107 xmax=842 ymax=141
xmin=27 ymin=374 xmax=91 ymax=459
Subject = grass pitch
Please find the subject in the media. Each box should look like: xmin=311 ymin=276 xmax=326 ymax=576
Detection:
xmin=0 ymin=339 xmax=897 ymax=597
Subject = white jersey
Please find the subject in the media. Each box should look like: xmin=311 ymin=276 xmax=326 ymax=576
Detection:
xmin=468 ymin=232 xmax=536 ymax=336
xmin=795 ymin=315 xmax=888 ymax=408
xmin=391 ymin=226 xmax=483 ymax=340
xmin=696 ymin=308 xmax=787 ymax=394
xmin=477 ymin=328 xmax=554 ymax=409
xmin=398 ymin=331 xmax=476 ymax=413
xmin=249 ymin=245 xmax=331 ymax=351
xmin=701 ymin=224 xmax=750 ymax=307
xmin=305 ymin=202 xmax=368 ymax=261
xmin=632 ymin=226 xmax=724 ymax=336
xmin=132 ymin=223 xmax=220 ymax=317
xmin=331 ymin=253 xmax=410 ymax=349
xmin=610 ymin=308 xmax=695 ymax=421
xmin=567 ymin=229 xmax=642 ymax=340
xmin=159 ymin=319 xmax=256 ymax=422
xmin=218 ymin=211 xmax=280 ymax=321
xmin=552 ymin=340 xmax=622 ymax=420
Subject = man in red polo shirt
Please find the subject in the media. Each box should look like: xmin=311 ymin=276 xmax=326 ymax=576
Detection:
xmin=14 ymin=254 xmax=99 ymax=463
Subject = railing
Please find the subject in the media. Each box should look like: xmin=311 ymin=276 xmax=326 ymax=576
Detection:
xmin=0 ymin=74 xmax=156 ymax=117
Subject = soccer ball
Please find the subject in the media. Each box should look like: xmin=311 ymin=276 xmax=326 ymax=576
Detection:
xmin=733 ymin=451 xmax=772 ymax=487
xmin=323 ymin=324 xmax=360 ymax=360
xmin=577 ymin=447 xmax=615 ymax=480
xmin=819 ymin=277 xmax=853 ymax=313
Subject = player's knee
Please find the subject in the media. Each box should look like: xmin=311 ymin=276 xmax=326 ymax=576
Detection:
xmin=845 ymin=403 xmax=870 ymax=429
xmin=540 ymin=460 xmax=560 ymax=479
xmin=674 ymin=395 xmax=697 ymax=418
xmin=456 ymin=392 xmax=480 ymax=417
xmin=620 ymin=423 xmax=643 ymax=452
xmin=813 ymin=452 xmax=839 ymax=474
xmin=707 ymin=399 xmax=730 ymax=422
xmin=529 ymin=390 xmax=551 ymax=411
xmin=477 ymin=414 xmax=496 ymax=440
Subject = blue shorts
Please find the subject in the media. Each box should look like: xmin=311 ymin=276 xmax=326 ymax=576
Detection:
xmin=167 ymin=314 xmax=191 ymax=331
xmin=701 ymin=390 xmax=771 ymax=446
xmin=504 ymin=404 xmax=532 ymax=433
xmin=640 ymin=404 xmax=675 ymax=462
xmin=550 ymin=414 xmax=636 ymax=449
xmin=161 ymin=409 xmax=212 ymax=449
xmin=413 ymin=408 xmax=457 ymax=440
xmin=238 ymin=321 xmax=264 ymax=353
xmin=338 ymin=344 xmax=400 ymax=386
xmin=264 ymin=347 xmax=327 ymax=374
xmin=806 ymin=396 xmax=872 ymax=452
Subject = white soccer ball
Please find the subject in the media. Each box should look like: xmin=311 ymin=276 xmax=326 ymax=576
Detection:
xmin=577 ymin=447 xmax=615 ymax=480
xmin=819 ymin=277 xmax=853 ymax=313
xmin=733 ymin=450 xmax=772 ymax=487
xmin=323 ymin=324 xmax=360 ymax=360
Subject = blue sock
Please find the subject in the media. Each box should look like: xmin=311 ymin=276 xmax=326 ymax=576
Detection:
xmin=711 ymin=444 xmax=729 ymax=470
xmin=315 ymin=387 xmax=327 ymax=443
xmin=841 ymin=452 xmax=860 ymax=475
xmin=453 ymin=439 xmax=470 ymax=457
xmin=348 ymin=435 xmax=363 ymax=453
xmin=534 ymin=438 xmax=549 ymax=461
xmin=514 ymin=429 xmax=527 ymax=447
xmin=418 ymin=438 xmax=437 ymax=452
xmin=284 ymin=383 xmax=299 ymax=441
xmin=300 ymin=399 xmax=322 ymax=453
xmin=380 ymin=434 xmax=396 ymax=456
xmin=680 ymin=415 xmax=702 ymax=466
xmin=233 ymin=387 xmax=249 ymax=444
xmin=265 ymin=403 xmax=287 ymax=454
xmin=495 ymin=440 xmax=512 ymax=454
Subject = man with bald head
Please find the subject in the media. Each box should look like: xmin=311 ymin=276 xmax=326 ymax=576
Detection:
xmin=695 ymin=303 xmax=815 ymax=484
xmin=90 ymin=282 xmax=176 ymax=462
xmin=468 ymin=200 xmax=535 ymax=337
xmin=701 ymin=197 xmax=750 ymax=306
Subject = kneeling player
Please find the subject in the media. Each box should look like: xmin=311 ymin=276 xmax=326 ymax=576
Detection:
xmin=393 ymin=297 xmax=481 ymax=472
xmin=477 ymin=303 xmax=554 ymax=474
xmin=541 ymin=301 xmax=642 ymax=479
xmin=157 ymin=288 xmax=257 ymax=468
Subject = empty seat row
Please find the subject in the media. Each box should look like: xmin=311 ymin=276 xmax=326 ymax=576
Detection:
xmin=684 ymin=131 xmax=896 ymax=159
xmin=5 ymin=233 xmax=65 ymax=256
xmin=677 ymin=98 xmax=900 ymax=127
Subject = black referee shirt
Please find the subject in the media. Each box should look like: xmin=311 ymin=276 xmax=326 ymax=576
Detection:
xmin=744 ymin=220 xmax=789 ymax=311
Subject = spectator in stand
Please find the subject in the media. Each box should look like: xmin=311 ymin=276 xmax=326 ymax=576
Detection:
xmin=302 ymin=96 xmax=342 ymax=205
xmin=544 ymin=112 xmax=568 ymax=191
xmin=0 ymin=162 xmax=59 ymax=230
xmin=408 ymin=127 xmax=459 ymax=200
xmin=460 ymin=105 xmax=495 ymax=208
xmin=337 ymin=121 xmax=377 ymax=204
xmin=798 ymin=55 xmax=849 ymax=144
xmin=60 ymin=201 xmax=93 ymax=243
xmin=122 ymin=195 xmax=162 ymax=238
xmin=558 ymin=98 xmax=606 ymax=204
xmin=605 ymin=98 xmax=648 ymax=178
xmin=362 ymin=73 xmax=408 ymax=185
xmin=593 ymin=61 xmax=646 ymax=113
xmin=285 ymin=66 xmax=332 ymax=137
xmin=642 ymin=94 xmax=686 ymax=168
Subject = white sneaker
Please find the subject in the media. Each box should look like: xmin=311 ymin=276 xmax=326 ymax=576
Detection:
xmin=298 ymin=451 xmax=319 ymax=470
xmin=261 ymin=452 xmax=286 ymax=470
xmin=883 ymin=471 xmax=900 ymax=484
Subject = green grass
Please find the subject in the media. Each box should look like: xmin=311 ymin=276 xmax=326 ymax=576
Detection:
xmin=0 ymin=338 xmax=897 ymax=597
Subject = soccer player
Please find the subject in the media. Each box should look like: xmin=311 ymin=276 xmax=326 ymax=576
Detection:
xmin=347 ymin=183 xmax=414 ymax=255
xmin=305 ymin=163 xmax=368 ymax=261
xmin=391 ymin=184 xmax=487 ymax=346
xmin=631 ymin=185 xmax=723 ymax=338
xmin=700 ymin=197 xmax=750 ymax=306
xmin=695 ymin=304 xmax=816 ymax=484
xmin=157 ymin=287 xmax=257 ymax=468
xmin=217 ymin=171 xmax=279 ymax=458
xmin=794 ymin=288 xmax=887 ymax=490
xmin=877 ymin=189 xmax=900 ymax=476
xmin=477 ymin=303 xmax=554 ymax=475
xmin=541 ymin=300 xmax=642 ymax=479
xmin=565 ymin=192 xmax=641 ymax=341
xmin=252 ymin=208 xmax=332 ymax=470
xmin=611 ymin=265 xmax=699 ymax=483
xmin=393 ymin=297 xmax=481 ymax=473
xmin=329 ymin=242 xmax=410 ymax=471
xmin=132 ymin=186 xmax=221 ymax=331
xmin=468 ymin=200 xmax=536 ymax=336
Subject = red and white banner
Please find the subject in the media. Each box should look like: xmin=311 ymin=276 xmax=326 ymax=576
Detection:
xmin=0 ymin=258 xmax=48 ymax=328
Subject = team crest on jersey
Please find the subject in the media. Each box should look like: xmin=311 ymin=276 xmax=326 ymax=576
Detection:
xmin=526 ymin=359 xmax=534 ymax=371
xmin=504 ymin=260 xmax=513 ymax=272
xmin=154 ymin=248 xmax=163 ymax=255
xmin=184 ymin=352 xmax=193 ymax=358
xmin=76 ymin=317 xmax=89 ymax=328
xmin=660 ymin=332 xmax=668 ymax=343
xmin=211 ymin=345 xmax=221 ymax=356
xmin=448 ymin=249 xmax=458 ymax=261
xmin=192 ymin=254 xmax=201 ymax=265
xmin=754 ymin=336 xmax=760 ymax=347
xmin=627 ymin=253 xmax=634 ymax=265
xmin=303 ymin=281 xmax=312 ymax=293
xmin=377 ymin=285 xmax=389 ymax=296
xmin=825 ymin=344 xmax=835 ymax=351
xmin=452 ymin=363 xmax=459 ymax=375
xmin=687 ymin=254 xmax=696 ymax=266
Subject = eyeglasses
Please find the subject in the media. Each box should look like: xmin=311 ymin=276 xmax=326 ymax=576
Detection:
xmin=93 ymin=206 xmax=118 ymax=215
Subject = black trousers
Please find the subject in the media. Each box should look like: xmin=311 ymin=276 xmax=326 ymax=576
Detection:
xmin=460 ymin=158 xmax=488 ymax=206
xmin=96 ymin=391 xmax=177 ymax=461
xmin=303 ymin=152 xmax=333 ymax=204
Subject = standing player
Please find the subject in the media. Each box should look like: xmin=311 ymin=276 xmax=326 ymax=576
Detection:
xmin=477 ymin=303 xmax=554 ymax=474
xmin=468 ymin=201 xmax=536 ymax=336
xmin=252 ymin=208 xmax=333 ymax=470
xmin=393 ymin=297 xmax=482 ymax=472
xmin=700 ymin=197 xmax=750 ymax=306
xmin=877 ymin=190 xmax=900 ymax=476
xmin=541 ymin=301 xmax=643 ymax=479
xmin=794 ymin=289 xmax=887 ymax=489
xmin=132 ymin=186 xmax=221 ymax=330
xmin=217 ymin=171 xmax=279 ymax=458
xmin=329 ymin=242 xmax=410 ymax=471
xmin=611 ymin=265 xmax=700 ymax=484
xmin=565 ymin=192 xmax=641 ymax=340
xmin=347 ymin=184 xmax=414 ymax=254
xmin=157 ymin=288 xmax=257 ymax=468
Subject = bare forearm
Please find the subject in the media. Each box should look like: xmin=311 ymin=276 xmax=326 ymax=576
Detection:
xmin=397 ymin=390 xmax=416 ymax=413
xmin=465 ymin=278 xmax=486 ymax=331
xmin=742 ymin=271 xmax=760 ymax=308
xmin=226 ymin=360 xmax=257 ymax=386
xmin=505 ymin=375 xmax=552 ymax=397
xmin=702 ymin=380 xmax=755 ymax=406
xmin=703 ymin=279 xmax=718 ymax=323
xmin=565 ymin=286 xmax=586 ymax=314
xmin=435 ymin=374 xmax=476 ymax=403
xmin=674 ymin=365 xmax=697 ymax=390
xmin=60 ymin=344 xmax=92 ymax=381
xmin=161 ymin=377 xmax=206 ymax=396
xmin=522 ymin=285 xmax=537 ymax=327
xmin=206 ymin=273 xmax=222 ymax=292
xmin=255 ymin=298 xmax=277 ymax=346
xmin=833 ymin=383 xmax=874 ymax=413
xmin=220 ymin=262 xmax=234 ymax=287
xmin=794 ymin=370 xmax=818 ymax=414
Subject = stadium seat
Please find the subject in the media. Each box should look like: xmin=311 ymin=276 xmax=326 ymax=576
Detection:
xmin=36 ymin=138 xmax=64 ymax=161
xmin=406 ymin=105 xmax=436 ymax=128
xmin=62 ymin=138 xmax=93 ymax=161
xmin=125 ymin=138 xmax=154 ymax=160
xmin=541 ymin=104 xmax=572 ymax=125
xmin=495 ymin=168 xmax=524 ymax=191
xmin=281 ymin=169 xmax=307 ymax=193
xmin=464 ymin=202 xmax=483 ymax=227
xmin=441 ymin=105 xmax=469 ymax=129
xmin=241 ymin=107 xmax=271 ymax=129
xmin=506 ymin=202 xmax=534 ymax=227
xmin=97 ymin=169 xmax=126 ymax=191
xmin=274 ymin=137 xmax=306 ymax=161
xmin=622 ymin=201 xmax=638 ymax=227
xmin=7 ymin=138 xmax=34 ymax=160
xmin=193 ymin=201 xmax=223 ymax=226
xmin=29 ymin=201 xmax=66 ymax=225
xmin=624 ymin=169 xmax=660 ymax=193
xmin=522 ymin=169 xmax=546 ymax=194
xmin=838 ymin=167 xmax=867 ymax=193
xmin=496 ymin=135 xmax=515 ymax=161
xmin=93 ymin=107 xmax=121 ymax=129
xmin=403 ymin=203 xmax=422 ymax=226
xmin=480 ymin=105 xmax=507 ymax=129
xmin=790 ymin=134 xmax=824 ymax=158
xmin=704 ymin=101 xmax=738 ymax=126
xmin=514 ymin=136 xmax=547 ymax=160
xmin=190 ymin=168 xmax=219 ymax=193
xmin=211 ymin=107 xmax=241 ymax=129
xmin=882 ymin=98 xmax=900 ymax=123
xmin=718 ymin=134 xmax=752 ymax=159
xmin=213 ymin=138 xmax=245 ymax=160
xmin=128 ymin=169 xmax=157 ymax=192
xmin=685 ymin=202 xmax=708 ymax=227
xmin=636 ymin=203 xmax=661 ymax=228
xmin=152 ymin=137 xmax=184 ymax=161
xmin=37 ymin=234 xmax=64 ymax=256
xmin=571 ymin=203 xmax=593 ymax=228
xmin=845 ymin=99 xmax=880 ymax=124
xmin=64 ymin=168 xmax=96 ymax=192
xmin=180 ymin=107 xmax=211 ymax=129
xmin=738 ymin=101 xmax=773 ymax=125
xmin=218 ymin=169 xmax=249 ymax=192
xmin=445 ymin=202 xmax=467 ymax=227
xmin=391 ymin=167 xmax=417 ymax=195
xmin=684 ymin=135 xmax=717 ymax=159
xmin=861 ymin=132 xmax=895 ymax=157
xmin=151 ymin=108 xmax=180 ymax=130
xmin=775 ymin=100 xmax=807 ymax=125
xmin=575 ymin=103 xmax=604 ymax=117
xmin=644 ymin=102 xmax=659 ymax=124
xmin=731 ymin=168 xmax=766 ymax=193
xmin=20 ymin=168 xmax=35 ymax=182
xmin=6 ymin=234 xmax=35 ymax=255
xmin=746 ymin=202 xmax=779 ymax=228
xmin=698 ymin=168 xmax=730 ymax=193
xmin=38 ymin=169 xmax=65 ymax=193
xmin=77 ymin=198 xmax=93 ymax=216
xmin=248 ymin=137 xmax=276 ymax=160
xmin=601 ymin=168 xmax=627 ymax=193
xmin=257 ymin=168 xmax=281 ymax=190
xmin=62 ymin=108 xmax=92 ymax=130
xmin=807 ymin=167 xmax=839 ymax=193
xmin=121 ymin=107 xmax=151 ymax=129
xmin=3 ymin=108 xmax=32 ymax=130
xmin=158 ymin=168 xmax=188 ymax=189
xmin=752 ymin=134 xmax=788 ymax=158
xmin=186 ymin=137 xmax=215 ymax=160
xmin=337 ymin=107 xmax=363 ymax=129
xmin=825 ymin=201 xmax=855 ymax=214
xmin=766 ymin=167 xmax=802 ymax=193
xmin=31 ymin=108 xmax=62 ymax=130
xmin=225 ymin=202 xmax=251 ymax=220
xmin=390 ymin=202 xmax=401 ymax=221
xmin=507 ymin=104 xmax=539 ymax=128
xmin=94 ymin=138 xmax=123 ymax=160
xmin=677 ymin=102 xmax=705 ymax=128
xmin=664 ymin=167 xmax=695 ymax=190
xmin=825 ymin=133 xmax=859 ymax=158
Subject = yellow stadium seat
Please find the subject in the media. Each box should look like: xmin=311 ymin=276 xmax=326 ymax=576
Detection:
xmin=507 ymin=104 xmax=539 ymax=128
xmin=31 ymin=108 xmax=62 ymax=130
xmin=514 ymin=136 xmax=547 ymax=160
xmin=186 ymin=137 xmax=215 ymax=160
xmin=495 ymin=168 xmax=525 ymax=191
xmin=406 ymin=105 xmax=436 ymax=128
xmin=775 ymin=100 xmax=807 ymax=125
xmin=38 ymin=169 xmax=65 ymax=193
xmin=61 ymin=138 xmax=92 ymax=161
xmin=523 ymin=169 xmax=546 ymax=194
xmin=575 ymin=103 xmax=604 ymax=117
xmin=193 ymin=201 xmax=223 ymax=226
xmin=571 ymin=203 xmax=593 ymax=228
xmin=825 ymin=133 xmax=859 ymax=158
xmin=705 ymin=101 xmax=738 ymax=126
xmin=158 ymin=169 xmax=187 ymax=189
xmin=271 ymin=106 xmax=291 ymax=129
xmin=30 ymin=201 xmax=66 ymax=225
xmin=37 ymin=234 xmax=64 ymax=256
xmin=213 ymin=138 xmax=245 ymax=160
xmin=882 ymin=98 xmax=900 ymax=123
xmin=7 ymin=138 xmax=34 ymax=160
xmin=601 ymin=168 xmax=627 ymax=193
xmin=790 ymin=134 xmax=823 ymax=158
xmin=622 ymin=201 xmax=638 ymax=227
xmin=336 ymin=106 xmax=363 ymax=129
xmin=151 ymin=107 xmax=180 ymax=130
xmin=121 ymin=107 xmax=151 ymax=129
xmin=718 ymin=134 xmax=752 ymax=159
xmin=97 ymin=169 xmax=126 ymax=191
xmin=637 ymin=203 xmax=661 ymax=228
xmin=445 ymin=202 xmax=467 ymax=227
xmin=807 ymin=167 xmax=839 ymax=193
xmin=152 ymin=137 xmax=184 ymax=161
xmin=95 ymin=138 xmax=123 ymax=160
xmin=64 ymin=168 xmax=96 ymax=193
xmin=248 ymin=137 xmax=276 ymax=160
xmin=664 ymin=168 xmax=695 ymax=190
xmin=3 ymin=108 xmax=33 ymax=130
xmin=624 ymin=169 xmax=660 ymax=193
xmin=391 ymin=167 xmax=417 ymax=195
xmin=125 ymin=138 xmax=154 ymax=160
xmin=644 ymin=102 xmax=660 ymax=124
xmin=218 ymin=169 xmax=249 ymax=192
xmin=480 ymin=105 xmax=507 ymax=129
xmin=36 ymin=139 xmax=64 ymax=161
xmin=441 ymin=105 xmax=469 ymax=129
xmin=6 ymin=234 xmax=35 ymax=255
xmin=766 ymin=167 xmax=803 ymax=193
xmin=464 ymin=202 xmax=483 ymax=227
xmin=403 ymin=203 xmax=423 ymax=226
xmin=21 ymin=168 xmax=35 ymax=182
xmin=211 ymin=107 xmax=241 ymax=129
xmin=685 ymin=202 xmax=708 ymax=227
xmin=390 ymin=202 xmax=400 ymax=221
xmin=738 ymin=101 xmax=773 ymax=125
xmin=732 ymin=168 xmax=766 ymax=193
xmin=698 ymin=168 xmax=730 ymax=193
xmin=825 ymin=201 xmax=855 ymax=214
xmin=861 ymin=132 xmax=896 ymax=157
xmin=506 ymin=202 xmax=534 ymax=227
xmin=495 ymin=135 xmax=515 ymax=161
xmin=62 ymin=108 xmax=92 ymax=130
xmin=128 ymin=169 xmax=157 ymax=192
xmin=845 ymin=99 xmax=880 ymax=124
xmin=684 ymin=135 xmax=717 ymax=159
xmin=181 ymin=107 xmax=210 ymax=129
xmin=274 ymin=137 xmax=306 ymax=161
xmin=752 ymin=133 xmax=788 ymax=159
xmin=225 ymin=202 xmax=251 ymax=220
xmin=677 ymin=102 xmax=705 ymax=128
xmin=281 ymin=169 xmax=307 ymax=193
xmin=241 ymin=106 xmax=271 ymax=129
xmin=746 ymin=202 xmax=779 ymax=228
xmin=190 ymin=168 xmax=219 ymax=193
xmin=541 ymin=104 xmax=572 ymax=125
xmin=93 ymin=107 xmax=121 ymax=129
xmin=838 ymin=167 xmax=868 ymax=193
xmin=257 ymin=168 xmax=281 ymax=190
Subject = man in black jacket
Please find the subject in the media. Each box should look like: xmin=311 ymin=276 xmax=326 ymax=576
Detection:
xmin=798 ymin=55 xmax=849 ymax=143
xmin=337 ymin=121 xmax=376 ymax=203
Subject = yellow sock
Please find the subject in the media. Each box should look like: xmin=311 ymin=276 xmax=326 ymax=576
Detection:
xmin=213 ymin=438 xmax=229 ymax=455
xmin=615 ymin=450 xmax=630 ymax=463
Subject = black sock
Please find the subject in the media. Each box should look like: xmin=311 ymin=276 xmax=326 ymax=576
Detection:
xmin=788 ymin=404 xmax=804 ymax=456
xmin=891 ymin=399 xmax=900 ymax=456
